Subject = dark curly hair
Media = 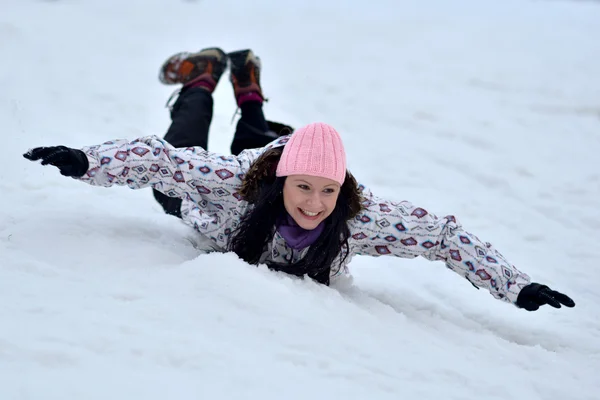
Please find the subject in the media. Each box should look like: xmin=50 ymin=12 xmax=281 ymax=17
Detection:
xmin=227 ymin=147 xmax=363 ymax=284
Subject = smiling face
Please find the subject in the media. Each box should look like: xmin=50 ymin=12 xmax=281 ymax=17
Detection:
xmin=282 ymin=175 xmax=341 ymax=230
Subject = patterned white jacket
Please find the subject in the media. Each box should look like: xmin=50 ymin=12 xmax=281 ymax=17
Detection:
xmin=77 ymin=135 xmax=531 ymax=305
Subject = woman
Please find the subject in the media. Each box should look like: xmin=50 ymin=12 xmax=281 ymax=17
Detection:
xmin=23 ymin=47 xmax=575 ymax=312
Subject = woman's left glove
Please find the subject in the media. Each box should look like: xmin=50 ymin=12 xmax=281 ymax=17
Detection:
xmin=24 ymin=146 xmax=89 ymax=178
xmin=516 ymin=283 xmax=575 ymax=311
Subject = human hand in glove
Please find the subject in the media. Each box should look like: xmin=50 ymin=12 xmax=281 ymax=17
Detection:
xmin=23 ymin=146 xmax=89 ymax=178
xmin=516 ymin=283 xmax=575 ymax=311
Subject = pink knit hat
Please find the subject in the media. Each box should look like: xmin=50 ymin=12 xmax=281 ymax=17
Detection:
xmin=276 ymin=122 xmax=347 ymax=185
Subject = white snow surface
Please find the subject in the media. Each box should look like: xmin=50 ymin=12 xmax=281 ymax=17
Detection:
xmin=1 ymin=0 xmax=600 ymax=399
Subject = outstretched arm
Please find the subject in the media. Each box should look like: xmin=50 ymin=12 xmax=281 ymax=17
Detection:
xmin=24 ymin=135 xmax=276 ymax=205
xmin=348 ymin=187 xmax=575 ymax=310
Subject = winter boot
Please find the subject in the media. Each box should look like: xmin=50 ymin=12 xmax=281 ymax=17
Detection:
xmin=228 ymin=49 xmax=264 ymax=105
xmin=159 ymin=47 xmax=228 ymax=92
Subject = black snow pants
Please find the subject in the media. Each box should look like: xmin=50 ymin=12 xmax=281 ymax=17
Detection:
xmin=152 ymin=88 xmax=290 ymax=218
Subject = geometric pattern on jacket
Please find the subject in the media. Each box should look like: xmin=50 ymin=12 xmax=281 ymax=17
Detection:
xmin=78 ymin=135 xmax=531 ymax=305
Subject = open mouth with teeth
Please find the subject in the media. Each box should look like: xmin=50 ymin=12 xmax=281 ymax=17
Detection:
xmin=299 ymin=208 xmax=322 ymax=219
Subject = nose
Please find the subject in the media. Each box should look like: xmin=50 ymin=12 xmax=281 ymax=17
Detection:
xmin=306 ymin=191 xmax=320 ymax=206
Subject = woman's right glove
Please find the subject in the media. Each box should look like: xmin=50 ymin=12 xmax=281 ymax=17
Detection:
xmin=516 ymin=283 xmax=575 ymax=311
xmin=24 ymin=146 xmax=89 ymax=177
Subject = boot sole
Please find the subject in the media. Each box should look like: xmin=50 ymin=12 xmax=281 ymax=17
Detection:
xmin=228 ymin=50 xmax=259 ymax=87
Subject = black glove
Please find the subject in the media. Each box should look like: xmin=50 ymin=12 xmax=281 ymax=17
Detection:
xmin=516 ymin=283 xmax=575 ymax=311
xmin=24 ymin=146 xmax=89 ymax=178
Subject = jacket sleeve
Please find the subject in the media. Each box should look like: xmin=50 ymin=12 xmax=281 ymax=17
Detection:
xmin=347 ymin=186 xmax=531 ymax=305
xmin=76 ymin=135 xmax=277 ymax=204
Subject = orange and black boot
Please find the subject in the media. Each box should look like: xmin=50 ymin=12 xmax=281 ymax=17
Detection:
xmin=228 ymin=49 xmax=264 ymax=106
xmin=159 ymin=47 xmax=227 ymax=93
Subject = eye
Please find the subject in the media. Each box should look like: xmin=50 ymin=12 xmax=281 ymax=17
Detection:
xmin=323 ymin=188 xmax=337 ymax=194
xmin=297 ymin=184 xmax=310 ymax=190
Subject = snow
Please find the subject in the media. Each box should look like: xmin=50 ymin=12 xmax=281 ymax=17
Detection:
xmin=1 ymin=0 xmax=600 ymax=398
